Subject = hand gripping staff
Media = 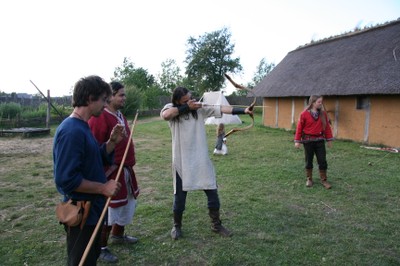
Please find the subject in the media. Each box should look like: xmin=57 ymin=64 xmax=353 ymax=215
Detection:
xmin=223 ymin=74 xmax=257 ymax=138
xmin=79 ymin=111 xmax=139 ymax=266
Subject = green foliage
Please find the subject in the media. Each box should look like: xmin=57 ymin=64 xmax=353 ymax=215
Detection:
xmin=185 ymin=27 xmax=242 ymax=95
xmin=142 ymin=85 xmax=168 ymax=110
xmin=20 ymin=104 xmax=47 ymax=119
xmin=0 ymin=102 xmax=22 ymax=119
xmin=247 ymin=57 xmax=276 ymax=89
xmin=158 ymin=59 xmax=183 ymax=93
xmin=113 ymin=57 xmax=167 ymax=111
xmin=122 ymin=85 xmax=143 ymax=116
xmin=113 ymin=57 xmax=156 ymax=91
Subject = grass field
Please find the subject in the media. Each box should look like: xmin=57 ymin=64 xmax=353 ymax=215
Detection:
xmin=0 ymin=115 xmax=399 ymax=265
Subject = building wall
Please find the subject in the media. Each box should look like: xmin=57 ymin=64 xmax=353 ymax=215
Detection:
xmin=263 ymin=98 xmax=277 ymax=127
xmin=277 ymin=98 xmax=293 ymax=129
xmin=368 ymin=96 xmax=400 ymax=147
xmin=335 ymin=96 xmax=365 ymax=142
xmin=262 ymin=95 xmax=400 ymax=148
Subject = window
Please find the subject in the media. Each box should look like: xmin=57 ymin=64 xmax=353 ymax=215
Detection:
xmin=356 ymin=96 xmax=369 ymax=110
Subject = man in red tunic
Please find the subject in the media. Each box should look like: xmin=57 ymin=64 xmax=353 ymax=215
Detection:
xmin=294 ymin=95 xmax=334 ymax=189
xmin=89 ymin=81 xmax=140 ymax=263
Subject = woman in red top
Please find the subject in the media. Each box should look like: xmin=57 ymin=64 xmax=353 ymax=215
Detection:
xmin=294 ymin=95 xmax=334 ymax=189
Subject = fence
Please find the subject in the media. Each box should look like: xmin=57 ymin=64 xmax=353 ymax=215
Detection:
xmin=0 ymin=95 xmax=72 ymax=107
xmin=0 ymin=95 xmax=261 ymax=128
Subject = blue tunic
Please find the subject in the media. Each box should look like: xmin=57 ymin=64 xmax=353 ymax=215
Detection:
xmin=53 ymin=117 xmax=113 ymax=225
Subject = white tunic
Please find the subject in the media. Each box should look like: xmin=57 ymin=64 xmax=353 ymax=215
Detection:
xmin=161 ymin=103 xmax=222 ymax=193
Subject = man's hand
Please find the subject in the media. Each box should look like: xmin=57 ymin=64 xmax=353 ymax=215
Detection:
xmin=295 ymin=142 xmax=301 ymax=149
xmin=102 ymin=179 xmax=121 ymax=198
xmin=109 ymin=124 xmax=125 ymax=144
xmin=187 ymin=99 xmax=202 ymax=110
xmin=244 ymin=106 xmax=254 ymax=116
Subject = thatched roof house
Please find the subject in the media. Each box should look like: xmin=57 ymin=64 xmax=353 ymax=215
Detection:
xmin=253 ymin=19 xmax=400 ymax=147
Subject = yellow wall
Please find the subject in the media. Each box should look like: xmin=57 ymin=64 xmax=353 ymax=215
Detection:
xmin=263 ymin=98 xmax=276 ymax=127
xmin=336 ymin=96 xmax=365 ymax=142
xmin=277 ymin=98 xmax=293 ymax=129
xmin=368 ymin=96 xmax=400 ymax=147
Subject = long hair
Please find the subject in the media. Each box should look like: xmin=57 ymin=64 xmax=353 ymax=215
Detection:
xmin=72 ymin=75 xmax=112 ymax=107
xmin=216 ymin=123 xmax=225 ymax=136
xmin=171 ymin=87 xmax=198 ymax=121
xmin=306 ymin=95 xmax=326 ymax=130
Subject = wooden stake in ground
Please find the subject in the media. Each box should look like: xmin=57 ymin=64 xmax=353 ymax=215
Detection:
xmin=79 ymin=111 xmax=139 ymax=266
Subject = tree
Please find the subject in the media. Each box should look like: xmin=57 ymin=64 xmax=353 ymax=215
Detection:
xmin=113 ymin=57 xmax=166 ymax=111
xmin=113 ymin=57 xmax=156 ymax=91
xmin=247 ymin=58 xmax=275 ymax=88
xmin=158 ymin=59 xmax=183 ymax=93
xmin=185 ymin=27 xmax=242 ymax=95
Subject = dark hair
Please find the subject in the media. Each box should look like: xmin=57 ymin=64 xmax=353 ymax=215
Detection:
xmin=72 ymin=75 xmax=112 ymax=107
xmin=110 ymin=81 xmax=124 ymax=95
xmin=306 ymin=95 xmax=327 ymax=130
xmin=171 ymin=87 xmax=198 ymax=120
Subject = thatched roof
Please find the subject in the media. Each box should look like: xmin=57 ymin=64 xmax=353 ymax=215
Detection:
xmin=253 ymin=19 xmax=400 ymax=97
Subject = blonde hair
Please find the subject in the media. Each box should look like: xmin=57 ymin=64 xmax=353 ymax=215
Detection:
xmin=306 ymin=95 xmax=327 ymax=130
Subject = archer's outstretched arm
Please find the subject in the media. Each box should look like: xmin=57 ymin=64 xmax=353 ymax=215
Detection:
xmin=221 ymin=105 xmax=253 ymax=115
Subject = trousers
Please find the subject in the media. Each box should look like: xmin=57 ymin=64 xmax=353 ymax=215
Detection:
xmin=173 ymin=172 xmax=220 ymax=213
xmin=303 ymin=140 xmax=328 ymax=170
xmin=65 ymin=224 xmax=101 ymax=266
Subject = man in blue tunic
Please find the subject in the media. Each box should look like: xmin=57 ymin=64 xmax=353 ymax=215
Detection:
xmin=53 ymin=75 xmax=124 ymax=265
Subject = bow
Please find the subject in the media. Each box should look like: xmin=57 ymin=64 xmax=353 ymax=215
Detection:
xmin=223 ymin=74 xmax=256 ymax=138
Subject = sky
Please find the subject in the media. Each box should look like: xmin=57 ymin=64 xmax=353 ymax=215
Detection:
xmin=0 ymin=0 xmax=399 ymax=97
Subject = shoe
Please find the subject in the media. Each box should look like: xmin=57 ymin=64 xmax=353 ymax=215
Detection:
xmin=110 ymin=235 xmax=139 ymax=244
xmin=211 ymin=224 xmax=233 ymax=237
xmin=99 ymin=247 xmax=118 ymax=263
xmin=321 ymin=180 xmax=332 ymax=189
xmin=306 ymin=179 xmax=313 ymax=187
xmin=171 ymin=226 xmax=182 ymax=240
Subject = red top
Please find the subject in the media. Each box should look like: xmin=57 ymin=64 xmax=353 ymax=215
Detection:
xmin=294 ymin=109 xmax=333 ymax=142
xmin=89 ymin=109 xmax=135 ymax=166
xmin=88 ymin=109 xmax=139 ymax=207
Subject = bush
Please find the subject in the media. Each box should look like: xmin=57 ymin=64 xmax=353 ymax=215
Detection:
xmin=123 ymin=85 xmax=143 ymax=116
xmin=0 ymin=102 xmax=22 ymax=119
xmin=20 ymin=104 xmax=47 ymax=119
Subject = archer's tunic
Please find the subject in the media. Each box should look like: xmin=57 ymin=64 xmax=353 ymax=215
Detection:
xmin=161 ymin=104 xmax=222 ymax=193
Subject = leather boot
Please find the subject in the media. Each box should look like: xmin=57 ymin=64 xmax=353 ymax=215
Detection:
xmin=306 ymin=168 xmax=313 ymax=187
xmin=319 ymin=169 xmax=332 ymax=189
xmin=171 ymin=212 xmax=183 ymax=240
xmin=208 ymin=208 xmax=232 ymax=237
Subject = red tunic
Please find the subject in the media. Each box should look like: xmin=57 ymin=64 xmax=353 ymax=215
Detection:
xmin=88 ymin=109 xmax=139 ymax=208
xmin=294 ymin=109 xmax=333 ymax=142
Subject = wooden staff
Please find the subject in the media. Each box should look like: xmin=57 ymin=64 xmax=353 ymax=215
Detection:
xmin=79 ymin=111 xmax=139 ymax=266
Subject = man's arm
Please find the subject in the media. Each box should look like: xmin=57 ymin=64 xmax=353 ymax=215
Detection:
xmin=74 ymin=179 xmax=121 ymax=198
xmin=161 ymin=100 xmax=202 ymax=121
xmin=221 ymin=105 xmax=253 ymax=116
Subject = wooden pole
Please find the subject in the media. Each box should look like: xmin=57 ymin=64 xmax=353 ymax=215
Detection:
xmin=30 ymin=80 xmax=64 ymax=120
xmin=46 ymin=90 xmax=50 ymax=128
xmin=79 ymin=111 xmax=139 ymax=266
